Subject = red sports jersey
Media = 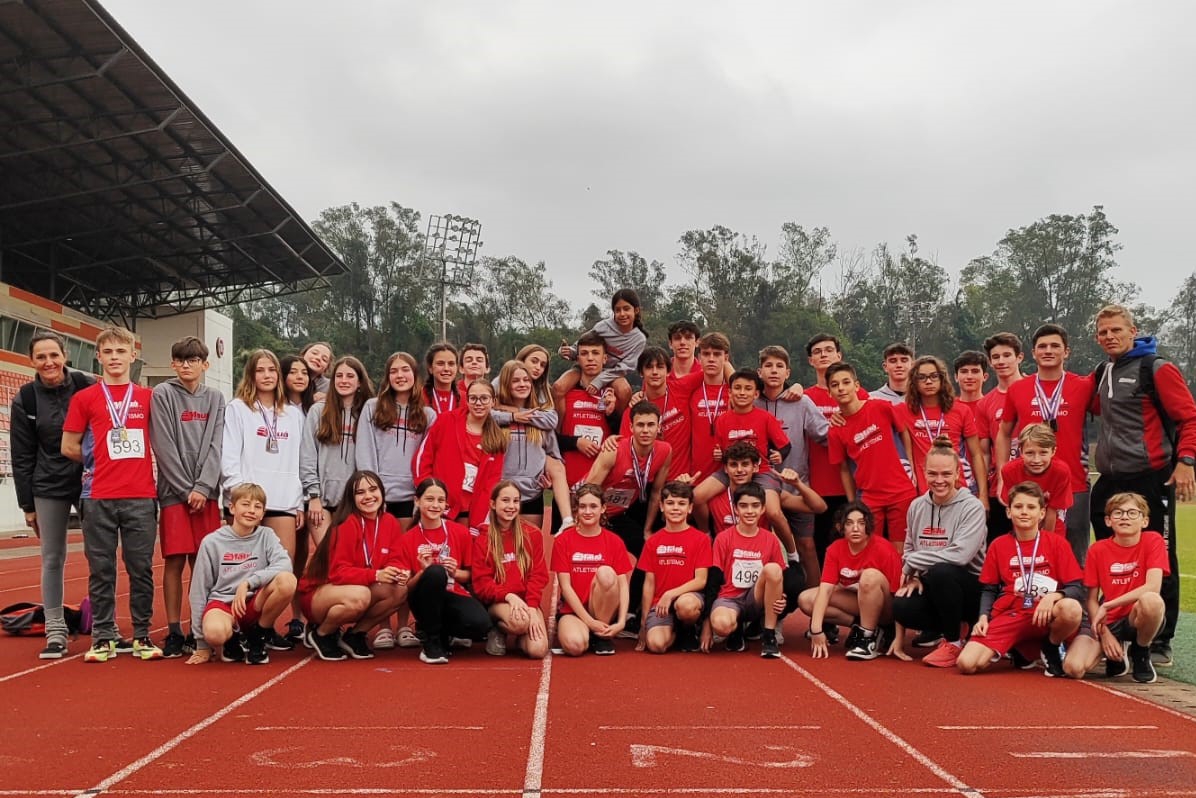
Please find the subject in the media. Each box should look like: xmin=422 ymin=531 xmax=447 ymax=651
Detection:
xmin=805 ymin=384 xmax=870 ymax=497
xmin=1000 ymin=458 xmax=1073 ymax=534
xmin=551 ymin=527 xmax=633 ymax=613
xmin=621 ymin=370 xmax=702 ymax=480
xmin=706 ymin=485 xmax=772 ymax=532
xmin=711 ymin=525 xmax=786 ymax=599
xmin=638 ymin=525 xmax=714 ymax=605
xmin=1001 ymin=372 xmax=1094 ymax=493
xmin=820 ymin=534 xmax=902 ymax=592
xmin=63 ymin=382 xmax=156 ymax=500
xmin=395 ymin=520 xmax=474 ymax=597
xmin=827 ymin=399 xmax=915 ymax=506
xmin=599 ymin=439 xmax=671 ymax=517
xmin=893 ymin=403 xmax=977 ymax=492
xmin=561 ymin=387 xmax=610 ymax=486
xmin=470 ymin=523 xmax=550 ymax=610
xmin=974 ymin=387 xmax=1012 ymax=496
xmin=689 ymin=381 xmax=730 ymax=482
xmin=981 ymin=531 xmax=1082 ymax=616
xmin=412 ymin=414 xmax=502 ymax=524
xmin=714 ymin=406 xmax=789 ymax=474
xmin=1083 ymin=532 xmax=1170 ymax=624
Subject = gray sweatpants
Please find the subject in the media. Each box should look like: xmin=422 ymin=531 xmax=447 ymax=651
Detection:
xmin=81 ymin=498 xmax=158 ymax=641
xmin=1066 ymin=489 xmax=1091 ymax=568
xmin=33 ymin=497 xmax=77 ymax=642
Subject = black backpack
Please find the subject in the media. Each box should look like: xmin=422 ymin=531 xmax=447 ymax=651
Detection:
xmin=1093 ymin=355 xmax=1178 ymax=451
xmin=17 ymin=370 xmax=92 ymax=418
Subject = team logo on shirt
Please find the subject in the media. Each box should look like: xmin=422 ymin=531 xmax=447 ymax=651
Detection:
xmin=502 ymin=552 xmax=516 ymax=564
xmin=839 ymin=567 xmax=860 ymax=582
xmin=853 ymin=424 xmax=879 ymax=445
xmin=1006 ymin=555 xmax=1048 ymax=569
xmin=656 ymin=545 xmax=685 ymax=556
xmin=572 ymin=552 xmax=604 ymax=563
xmin=732 ymin=547 xmax=763 ymax=559
xmin=1109 ymin=561 xmax=1138 ymax=575
xmin=222 ymin=552 xmax=252 ymax=563
xmin=254 ymin=428 xmax=290 ymax=439
xmin=918 ymin=526 xmax=947 ymax=548
xmin=180 ymin=410 xmax=210 ymax=422
xmin=572 ymin=399 xmax=600 ymax=411
xmin=728 ymin=429 xmax=754 ymax=441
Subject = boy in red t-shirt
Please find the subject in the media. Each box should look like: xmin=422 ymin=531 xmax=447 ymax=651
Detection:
xmin=1083 ymin=492 xmax=1168 ymax=684
xmin=61 ymin=327 xmax=161 ymax=663
xmin=999 ymin=423 xmax=1072 ymax=535
xmin=637 ymin=482 xmax=712 ymax=654
xmin=559 ymin=332 xmax=618 ymax=487
xmin=957 ymin=482 xmax=1084 ymax=677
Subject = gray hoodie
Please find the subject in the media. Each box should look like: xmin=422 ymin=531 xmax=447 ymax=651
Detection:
xmin=300 ymin=401 xmax=359 ymax=506
xmin=188 ymin=524 xmax=293 ymax=650
xmin=354 ymin=398 xmax=437 ymax=503
xmin=569 ymin=317 xmax=647 ymax=392
xmin=903 ymin=489 xmax=987 ymax=577
xmin=150 ymin=379 xmax=225 ymax=507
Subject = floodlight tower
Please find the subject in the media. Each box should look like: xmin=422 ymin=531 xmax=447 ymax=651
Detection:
xmin=421 ymin=214 xmax=483 ymax=341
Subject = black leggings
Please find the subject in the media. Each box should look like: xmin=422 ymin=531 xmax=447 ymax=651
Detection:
xmin=891 ymin=563 xmax=980 ymax=641
xmin=609 ymin=502 xmax=649 ymax=618
xmin=408 ymin=565 xmax=491 ymax=643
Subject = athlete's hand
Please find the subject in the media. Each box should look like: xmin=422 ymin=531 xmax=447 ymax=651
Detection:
xmin=396 ymin=569 xmax=411 ymax=587
xmin=1167 ymin=461 xmax=1196 ymax=502
xmin=24 ymin=512 xmax=38 ymax=539
xmin=700 ymin=622 xmax=713 ymax=653
xmin=780 ymin=383 xmax=804 ymax=401
xmin=185 ymin=648 xmax=212 ymax=665
xmin=1032 ymin=593 xmax=1056 ymax=627
xmin=674 ymin=472 xmax=697 ymax=485
xmin=440 ymin=556 xmax=459 ymax=579
xmin=635 ymin=624 xmax=647 ymax=652
xmin=602 ymin=388 xmax=617 ymax=414
xmin=377 ymin=566 xmax=403 ymax=584
xmin=769 ymin=449 xmax=783 ymax=465
xmin=576 ymin=437 xmax=601 ymax=458
xmin=558 ymin=341 xmax=574 ymax=360
xmin=512 ymin=409 xmax=535 ymax=424
xmin=295 ymin=510 xmax=306 ymax=531
xmin=600 ymin=435 xmax=620 ymax=454
xmin=1090 ymin=603 xmax=1108 ymax=635
xmin=1099 ymin=628 xmax=1124 ymax=662
xmin=887 ymin=636 xmax=913 ymax=662
xmin=828 ymin=411 xmax=846 ymax=427
xmin=972 ymin=616 xmax=989 ymax=637
xmin=655 ymin=592 xmax=675 ymax=617
xmin=187 ymin=491 xmax=207 ymax=513
xmin=232 ymin=581 xmax=250 ymax=618
xmin=777 ymin=468 xmax=801 ymax=486
xmin=810 ymin=633 xmax=828 ymax=659
xmin=307 ymin=498 xmax=325 ymax=529
xmin=713 ymin=445 xmax=723 ymax=461
xmin=772 ymin=595 xmax=786 ymax=615
xmin=528 ymin=609 xmax=546 ymax=642
xmin=895 ymin=576 xmax=922 ymax=598
xmin=629 ymin=391 xmax=645 ymax=406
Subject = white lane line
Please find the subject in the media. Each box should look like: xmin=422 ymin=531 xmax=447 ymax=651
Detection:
xmin=779 ymin=655 xmax=984 ymax=798
xmin=1010 ymin=749 xmax=1195 ymax=759
xmin=543 ymin=790 xmax=957 ymax=796
xmin=1078 ymin=679 xmax=1196 ymax=727
xmin=0 ymin=623 xmax=168 ymax=684
xmin=521 ymin=579 xmax=559 ymax=798
xmin=2 ymin=561 xmax=166 ymax=593
xmin=71 ymin=656 xmax=312 ymax=798
xmin=253 ymin=725 xmax=485 ymax=731
xmin=939 ymin=725 xmax=1156 ymax=730
xmin=100 ymin=791 xmax=519 ymax=796
xmin=600 ymin=724 xmax=820 ymax=730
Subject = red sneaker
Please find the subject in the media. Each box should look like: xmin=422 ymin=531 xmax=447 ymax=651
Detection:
xmin=922 ymin=639 xmax=962 ymax=668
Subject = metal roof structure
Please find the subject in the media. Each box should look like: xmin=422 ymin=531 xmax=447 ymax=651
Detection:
xmin=0 ymin=0 xmax=347 ymax=326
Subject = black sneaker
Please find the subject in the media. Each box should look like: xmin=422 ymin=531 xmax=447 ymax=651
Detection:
xmin=302 ymin=622 xmax=316 ymax=649
xmin=1009 ymin=648 xmax=1039 ymax=670
xmin=221 ymin=633 xmax=245 ymax=663
xmin=244 ymin=627 xmax=270 ymax=665
xmin=39 ymin=639 xmax=67 ymax=660
xmin=312 ymin=629 xmax=347 ymax=661
xmin=285 ymin=618 xmax=305 ymax=645
xmin=618 ymin=614 xmax=640 ymax=639
xmin=1040 ymin=640 xmax=1065 ymax=678
xmin=846 ymin=628 xmax=883 ymax=661
xmin=1150 ymin=641 xmax=1174 ymax=668
xmin=339 ymin=630 xmax=374 ymax=660
xmin=760 ymin=629 xmax=780 ymax=659
xmin=589 ymin=636 xmax=616 ymax=656
xmin=913 ymin=628 xmax=944 ymax=648
xmin=725 ymin=624 xmax=746 ymax=653
xmin=182 ymin=633 xmax=197 ymax=655
xmin=112 ymin=637 xmax=135 ymax=654
xmin=825 ymin=625 xmax=840 ymax=646
xmin=842 ymin=624 xmax=864 ymax=654
xmin=162 ymin=632 xmax=187 ymax=659
xmin=744 ymin=619 xmax=763 ymax=641
xmin=677 ymin=624 xmax=700 ymax=653
xmin=419 ymin=638 xmax=449 ymax=665
xmin=1105 ymin=650 xmax=1130 ymax=678
xmin=266 ymin=629 xmax=295 ymax=651
xmin=1130 ymin=642 xmax=1157 ymax=684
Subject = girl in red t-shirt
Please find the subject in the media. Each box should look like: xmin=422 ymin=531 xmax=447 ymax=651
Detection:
xmin=472 ymin=481 xmax=550 ymax=659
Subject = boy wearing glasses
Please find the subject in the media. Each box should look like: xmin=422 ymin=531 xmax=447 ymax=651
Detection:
xmin=151 ymin=336 xmax=226 ymax=657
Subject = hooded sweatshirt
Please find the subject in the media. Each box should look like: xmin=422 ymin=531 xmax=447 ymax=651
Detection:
xmin=10 ymin=370 xmax=93 ymax=510
xmin=568 ymin=316 xmax=647 ymax=392
xmin=221 ymin=398 xmax=304 ymax=513
xmin=150 ymin=378 xmax=226 ymax=507
xmin=188 ymin=524 xmax=293 ymax=650
xmin=300 ymin=400 xmax=359 ymax=506
xmin=903 ymin=488 xmax=987 ymax=577
xmin=354 ymin=398 xmax=437 ymax=503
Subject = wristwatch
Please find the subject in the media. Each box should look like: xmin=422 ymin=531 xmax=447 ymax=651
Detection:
xmin=1179 ymin=456 xmax=1195 ymax=467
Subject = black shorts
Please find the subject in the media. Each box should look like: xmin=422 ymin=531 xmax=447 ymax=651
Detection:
xmin=520 ymin=493 xmax=545 ymax=515
xmin=263 ymin=510 xmax=297 ymax=520
xmin=387 ymin=500 xmax=415 ymax=519
xmin=1108 ymin=616 xmax=1139 ymax=642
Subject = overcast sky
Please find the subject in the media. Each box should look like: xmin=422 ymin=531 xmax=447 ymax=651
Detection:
xmin=106 ymin=1 xmax=1196 ymax=319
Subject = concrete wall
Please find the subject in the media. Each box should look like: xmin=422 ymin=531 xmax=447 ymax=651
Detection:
xmin=138 ymin=309 xmax=234 ymax=399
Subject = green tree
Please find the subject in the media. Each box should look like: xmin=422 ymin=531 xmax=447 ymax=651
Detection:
xmin=1163 ymin=271 xmax=1196 ymax=394
xmin=588 ymin=250 xmax=667 ymax=318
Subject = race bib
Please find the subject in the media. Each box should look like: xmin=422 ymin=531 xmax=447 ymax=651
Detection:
xmin=1014 ymin=573 xmax=1058 ymax=600
xmin=604 ymin=488 xmax=634 ymax=509
xmin=107 ymin=428 xmax=146 ymax=461
xmin=731 ymin=558 xmax=762 ymax=589
xmin=575 ymin=424 xmax=604 ymax=444
xmin=462 ymin=463 xmax=478 ymax=493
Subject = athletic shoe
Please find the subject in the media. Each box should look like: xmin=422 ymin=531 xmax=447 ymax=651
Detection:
xmin=841 ymin=624 xmax=864 ymax=654
xmin=132 ymin=637 xmax=164 ymax=661
xmin=161 ymin=632 xmax=187 ymax=659
xmin=39 ymin=639 xmax=67 ymax=660
xmin=312 ymin=630 xmax=347 ymax=662
xmin=449 ymin=636 xmax=473 ymax=650
xmin=677 ymin=624 xmax=700 ymax=653
xmin=111 ymin=637 xmax=134 ymax=654
xmin=267 ymin=629 xmax=295 ymax=651
xmin=183 ymin=633 xmax=197 ymax=655
xmin=825 ymin=625 xmax=840 ymax=646
xmin=1131 ymin=642 xmax=1157 ymax=684
xmin=845 ymin=628 xmax=884 ymax=661
xmin=618 ymin=614 xmax=640 ymax=639
xmin=744 ymin=619 xmax=763 ymax=641
xmin=244 ymin=627 xmax=270 ymax=666
xmin=589 ymin=636 xmax=615 ymax=656
xmin=921 ymin=640 xmax=962 ymax=668
xmin=1008 ymin=647 xmax=1040 ymax=670
xmin=419 ymin=639 xmax=449 ymax=665
xmin=285 ymin=618 xmax=305 ymax=645
xmin=1150 ymin=641 xmax=1173 ymax=667
xmin=339 ymin=630 xmax=374 ymax=660
xmin=396 ymin=627 xmax=421 ymax=648
xmin=760 ymin=630 xmax=780 ymax=659
xmin=302 ymin=623 xmax=316 ymax=650
xmin=1040 ymin=640 xmax=1065 ymax=678
xmin=221 ymin=634 xmax=246 ymax=663
xmin=373 ymin=628 xmax=396 ymax=650
xmin=83 ymin=641 xmax=112 ymax=663
xmin=485 ymin=627 xmax=507 ymax=657
xmin=774 ymin=625 xmax=785 ymax=646
xmin=913 ymin=629 xmax=944 ymax=648
xmin=725 ymin=624 xmax=746 ymax=653
xmin=1105 ymin=650 xmax=1130 ymax=678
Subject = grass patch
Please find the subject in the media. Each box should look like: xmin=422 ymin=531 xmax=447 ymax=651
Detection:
xmin=1180 ymin=502 xmax=1195 ymax=614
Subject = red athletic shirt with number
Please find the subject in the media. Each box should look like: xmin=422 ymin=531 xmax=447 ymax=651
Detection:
xmin=412 ymin=414 xmax=501 ymax=524
xmin=711 ymin=525 xmax=786 ymax=600
xmin=714 ymin=406 xmax=789 ymax=474
xmin=999 ymin=459 xmax=1073 ymax=534
xmin=394 ymin=520 xmax=474 ymax=597
xmin=298 ymin=513 xmax=403 ymax=593
xmin=689 ymin=381 xmax=730 ymax=482
xmin=892 ymin=403 xmax=977 ymax=492
xmin=1083 ymin=532 xmax=1170 ymax=623
xmin=974 ymin=387 xmax=1013 ymax=496
xmin=826 ymin=399 xmax=915 ymax=506
xmin=599 ymin=439 xmax=672 ymax=517
xmin=551 ymin=526 xmax=633 ymax=613
xmin=62 ymin=382 xmax=156 ymax=499
xmin=804 ymin=384 xmax=869 ymax=497
xmin=981 ymin=532 xmax=1082 ymax=616
xmin=638 ymin=525 xmax=713 ymax=605
xmin=620 ymin=370 xmax=702 ymax=479
xmin=820 ymin=534 xmax=902 ymax=591
xmin=470 ymin=523 xmax=549 ymax=610
xmin=706 ymin=486 xmax=772 ymax=532
xmin=1001 ymin=372 xmax=1094 ymax=493
xmin=561 ymin=386 xmax=610 ymax=486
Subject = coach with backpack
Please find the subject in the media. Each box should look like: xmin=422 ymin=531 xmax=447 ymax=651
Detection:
xmin=10 ymin=330 xmax=95 ymax=660
xmin=1090 ymin=304 xmax=1196 ymax=668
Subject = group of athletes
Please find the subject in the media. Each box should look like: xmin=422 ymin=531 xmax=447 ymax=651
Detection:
xmin=10 ymin=288 xmax=1195 ymax=682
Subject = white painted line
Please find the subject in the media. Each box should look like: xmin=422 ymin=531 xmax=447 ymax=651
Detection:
xmin=779 ymin=655 xmax=985 ymax=798
xmin=101 ymin=791 xmax=519 ymax=796
xmin=601 ymin=724 xmax=820 ymax=730
xmin=939 ymin=725 xmax=1157 ymax=730
xmin=521 ymin=579 xmax=559 ymax=798
xmin=251 ymin=746 xmax=436 ymax=768
xmin=1179 ymin=572 xmax=1194 ymax=579
xmin=0 ymin=623 xmax=168 ymax=684
xmin=71 ymin=656 xmax=312 ymax=798
xmin=1079 ymin=679 xmax=1196 ymax=727
xmin=630 ymin=743 xmax=814 ymax=769
xmin=543 ymin=790 xmax=957 ymax=796
xmin=1011 ymin=749 xmax=1195 ymax=759
xmin=253 ymin=725 xmax=484 ymax=731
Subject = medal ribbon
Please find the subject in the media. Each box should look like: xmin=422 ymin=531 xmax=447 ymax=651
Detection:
xmin=256 ymin=401 xmax=279 ymax=445
xmin=100 ymin=382 xmax=134 ymax=431
xmin=1033 ymin=374 xmax=1065 ymax=426
xmin=703 ymin=383 xmax=725 ymax=435
xmin=918 ymin=406 xmax=946 ymax=442
xmin=1014 ymin=531 xmax=1043 ymax=607
xmin=361 ymin=515 xmax=380 ymax=568
xmin=630 ymin=444 xmax=654 ymax=502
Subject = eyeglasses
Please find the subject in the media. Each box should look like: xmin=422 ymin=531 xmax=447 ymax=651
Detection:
xmin=1109 ymin=508 xmax=1143 ymax=520
xmin=467 ymin=395 xmax=493 ymax=404
xmin=915 ymin=373 xmax=942 ymax=382
xmin=172 ymin=357 xmax=204 ymax=366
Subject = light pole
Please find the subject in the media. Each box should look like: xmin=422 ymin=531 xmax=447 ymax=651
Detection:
xmin=420 ymin=214 xmax=483 ymax=341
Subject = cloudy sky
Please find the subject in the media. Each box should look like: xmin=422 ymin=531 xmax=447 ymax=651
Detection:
xmin=106 ymin=1 xmax=1196 ymax=317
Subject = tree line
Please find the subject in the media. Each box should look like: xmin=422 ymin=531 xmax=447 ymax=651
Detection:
xmin=230 ymin=203 xmax=1194 ymax=393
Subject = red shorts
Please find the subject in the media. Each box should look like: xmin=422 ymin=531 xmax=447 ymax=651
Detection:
xmin=864 ymin=492 xmax=915 ymax=543
xmin=203 ymin=596 xmax=262 ymax=629
xmin=159 ymin=501 xmax=222 ymax=557
xmin=297 ymin=589 xmax=316 ymax=624
xmin=973 ymin=609 xmax=1078 ymax=658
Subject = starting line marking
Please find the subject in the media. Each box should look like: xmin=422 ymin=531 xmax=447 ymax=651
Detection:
xmin=250 ymin=747 xmax=436 ymax=768
xmin=253 ymin=725 xmax=484 ymax=731
xmin=630 ymin=743 xmax=814 ymax=769
xmin=1010 ymin=749 xmax=1196 ymax=760
xmin=939 ymin=725 xmax=1157 ymax=731
xmin=600 ymin=724 xmax=820 ymax=730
